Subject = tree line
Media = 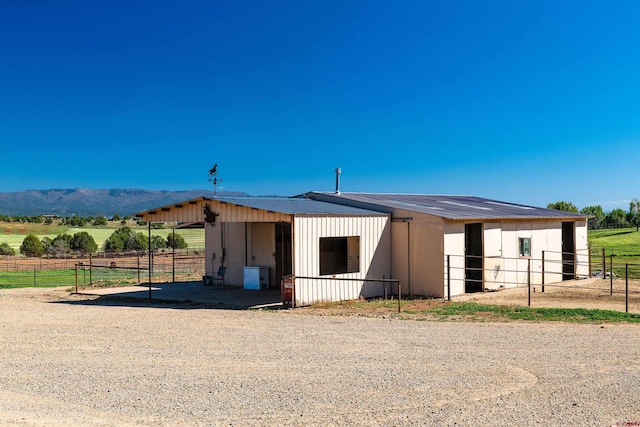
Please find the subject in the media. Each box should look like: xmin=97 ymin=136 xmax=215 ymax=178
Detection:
xmin=2 ymin=226 xmax=188 ymax=258
xmin=547 ymin=199 xmax=640 ymax=230
xmin=0 ymin=214 xmax=135 ymax=226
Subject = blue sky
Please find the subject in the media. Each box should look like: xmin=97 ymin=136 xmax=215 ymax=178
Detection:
xmin=1 ymin=0 xmax=639 ymax=210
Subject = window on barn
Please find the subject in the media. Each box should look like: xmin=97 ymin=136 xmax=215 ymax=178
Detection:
xmin=519 ymin=237 xmax=531 ymax=257
xmin=319 ymin=236 xmax=360 ymax=275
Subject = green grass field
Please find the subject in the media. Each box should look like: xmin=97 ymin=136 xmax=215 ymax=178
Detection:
xmin=0 ymin=221 xmax=204 ymax=252
xmin=588 ymin=227 xmax=640 ymax=257
xmin=0 ymin=269 xmax=76 ymax=288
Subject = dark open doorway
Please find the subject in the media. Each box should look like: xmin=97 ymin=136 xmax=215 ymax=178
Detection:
xmin=562 ymin=222 xmax=575 ymax=280
xmin=465 ymin=223 xmax=483 ymax=293
xmin=275 ymin=222 xmax=292 ymax=289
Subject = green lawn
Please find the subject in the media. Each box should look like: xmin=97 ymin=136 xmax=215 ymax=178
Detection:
xmin=0 ymin=269 xmax=76 ymax=288
xmin=588 ymin=228 xmax=640 ymax=258
xmin=0 ymin=266 xmax=171 ymax=288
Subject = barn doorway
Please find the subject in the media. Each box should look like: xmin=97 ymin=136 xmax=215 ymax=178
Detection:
xmin=275 ymin=222 xmax=292 ymax=289
xmin=562 ymin=222 xmax=575 ymax=280
xmin=465 ymin=223 xmax=483 ymax=293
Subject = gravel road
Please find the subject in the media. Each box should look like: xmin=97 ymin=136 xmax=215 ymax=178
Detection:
xmin=0 ymin=287 xmax=638 ymax=426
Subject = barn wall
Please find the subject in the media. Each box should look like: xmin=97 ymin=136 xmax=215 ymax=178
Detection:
xmin=293 ymin=215 xmax=390 ymax=306
xmin=205 ymin=222 xmax=247 ymax=285
xmin=144 ymin=200 xmax=209 ymax=223
xmin=248 ymin=223 xmax=277 ymax=287
xmin=391 ymin=214 xmax=445 ymax=297
xmin=444 ymin=219 xmax=587 ymax=297
xmin=143 ymin=199 xmax=291 ymax=224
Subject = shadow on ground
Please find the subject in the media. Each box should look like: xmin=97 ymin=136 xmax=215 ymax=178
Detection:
xmin=53 ymin=281 xmax=285 ymax=310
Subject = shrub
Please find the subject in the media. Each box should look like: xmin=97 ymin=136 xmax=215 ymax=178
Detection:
xmin=166 ymin=233 xmax=188 ymax=249
xmin=93 ymin=215 xmax=108 ymax=226
xmin=71 ymin=231 xmax=98 ymax=254
xmin=104 ymin=227 xmax=148 ymax=252
xmin=0 ymin=242 xmax=15 ymax=256
xmin=151 ymin=235 xmax=167 ymax=251
xmin=46 ymin=234 xmax=72 ymax=257
xmin=20 ymin=234 xmax=44 ymax=257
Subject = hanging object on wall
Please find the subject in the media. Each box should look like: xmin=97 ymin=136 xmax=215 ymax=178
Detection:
xmin=204 ymin=203 xmax=219 ymax=226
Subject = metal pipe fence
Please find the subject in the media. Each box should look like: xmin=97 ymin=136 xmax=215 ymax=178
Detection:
xmin=445 ymin=250 xmax=640 ymax=313
xmin=0 ymin=250 xmax=205 ymax=288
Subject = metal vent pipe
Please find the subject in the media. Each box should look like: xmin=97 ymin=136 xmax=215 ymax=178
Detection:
xmin=335 ymin=168 xmax=341 ymax=193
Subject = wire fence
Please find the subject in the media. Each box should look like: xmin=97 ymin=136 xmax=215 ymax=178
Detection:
xmin=0 ymin=250 xmax=205 ymax=288
xmin=445 ymin=249 xmax=640 ymax=313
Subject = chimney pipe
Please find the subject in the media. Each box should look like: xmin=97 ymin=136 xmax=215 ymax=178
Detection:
xmin=334 ymin=168 xmax=341 ymax=194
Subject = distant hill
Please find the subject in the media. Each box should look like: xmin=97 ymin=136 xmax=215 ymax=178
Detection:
xmin=0 ymin=189 xmax=249 ymax=217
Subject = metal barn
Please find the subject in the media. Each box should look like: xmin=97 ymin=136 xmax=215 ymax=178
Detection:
xmin=305 ymin=192 xmax=589 ymax=298
xmin=136 ymin=197 xmax=391 ymax=306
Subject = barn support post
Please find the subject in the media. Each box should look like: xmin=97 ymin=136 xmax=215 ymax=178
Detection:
xmin=625 ymin=263 xmax=629 ymax=313
xmin=397 ymin=280 xmax=401 ymax=313
xmin=541 ymin=251 xmax=545 ymax=293
xmin=148 ymin=221 xmax=152 ymax=299
xmin=172 ymin=228 xmax=175 ymax=283
xmin=407 ymin=222 xmax=411 ymax=296
xmin=527 ymin=259 xmax=531 ymax=307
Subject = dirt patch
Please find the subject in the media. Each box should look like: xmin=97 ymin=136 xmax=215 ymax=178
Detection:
xmin=457 ymin=277 xmax=640 ymax=313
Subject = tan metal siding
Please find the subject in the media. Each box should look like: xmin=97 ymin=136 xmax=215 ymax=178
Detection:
xmin=293 ymin=215 xmax=390 ymax=306
xmin=140 ymin=200 xmax=291 ymax=224
xmin=444 ymin=219 xmax=589 ymax=296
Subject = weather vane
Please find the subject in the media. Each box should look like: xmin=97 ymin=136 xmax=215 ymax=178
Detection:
xmin=208 ymin=163 xmax=222 ymax=197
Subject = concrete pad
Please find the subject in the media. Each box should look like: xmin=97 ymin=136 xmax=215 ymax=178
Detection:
xmin=78 ymin=281 xmax=283 ymax=309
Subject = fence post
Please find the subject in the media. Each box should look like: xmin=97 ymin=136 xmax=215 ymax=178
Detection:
xmin=447 ymin=255 xmax=451 ymax=301
xmin=541 ymin=251 xmax=545 ymax=293
xmin=626 ymin=263 xmax=629 ymax=313
xmin=33 ymin=267 xmax=36 ymax=287
xmin=588 ymin=245 xmax=592 ymax=277
xmin=397 ymin=280 xmax=401 ymax=313
xmin=137 ymin=254 xmax=140 ymax=284
xmin=75 ymin=264 xmax=78 ymax=294
xmin=610 ymin=255 xmax=614 ymax=297
xmin=527 ymin=259 xmax=531 ymax=307
xmin=602 ymin=248 xmax=606 ymax=279
xmin=89 ymin=253 xmax=93 ymax=285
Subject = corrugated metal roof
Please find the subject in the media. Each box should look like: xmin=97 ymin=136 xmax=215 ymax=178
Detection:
xmin=216 ymin=197 xmax=386 ymax=215
xmin=306 ymin=192 xmax=589 ymax=220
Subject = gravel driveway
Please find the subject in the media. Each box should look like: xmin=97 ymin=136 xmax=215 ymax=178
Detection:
xmin=0 ymin=287 xmax=638 ymax=426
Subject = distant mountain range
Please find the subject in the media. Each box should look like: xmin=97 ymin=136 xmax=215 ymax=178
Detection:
xmin=0 ymin=189 xmax=249 ymax=217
